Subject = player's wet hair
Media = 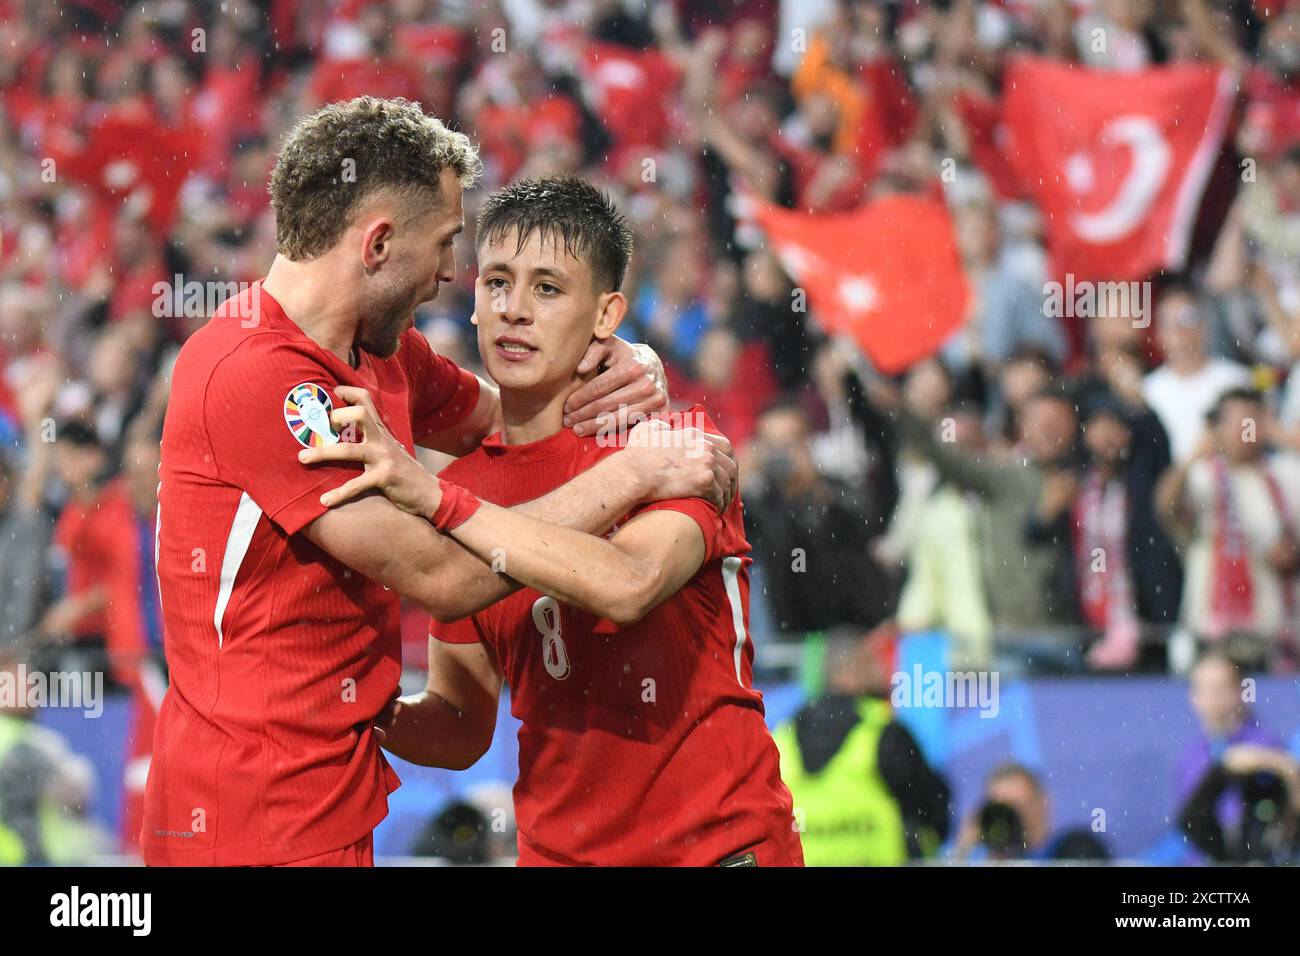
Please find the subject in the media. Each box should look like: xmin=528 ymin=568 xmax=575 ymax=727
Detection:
xmin=476 ymin=176 xmax=634 ymax=293
xmin=269 ymin=96 xmax=481 ymax=261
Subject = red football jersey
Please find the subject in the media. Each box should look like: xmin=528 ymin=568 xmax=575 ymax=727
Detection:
xmin=144 ymin=283 xmax=479 ymax=865
xmin=434 ymin=412 xmax=803 ymax=866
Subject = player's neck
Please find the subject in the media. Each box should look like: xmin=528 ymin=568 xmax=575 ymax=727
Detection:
xmin=262 ymin=253 xmax=360 ymax=365
xmin=499 ymin=381 xmax=575 ymax=446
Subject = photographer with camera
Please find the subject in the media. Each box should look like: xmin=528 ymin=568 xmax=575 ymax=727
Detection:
xmin=1178 ymin=741 xmax=1300 ymax=864
xmin=952 ymin=763 xmax=1110 ymax=861
xmin=1172 ymin=651 xmax=1295 ymax=862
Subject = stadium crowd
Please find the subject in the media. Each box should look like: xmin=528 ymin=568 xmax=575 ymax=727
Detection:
xmin=2 ymin=0 xmax=1300 ymax=863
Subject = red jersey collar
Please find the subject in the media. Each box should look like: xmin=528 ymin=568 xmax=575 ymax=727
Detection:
xmin=480 ymin=424 xmax=588 ymax=464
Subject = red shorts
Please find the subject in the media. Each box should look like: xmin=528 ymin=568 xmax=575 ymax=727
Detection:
xmin=274 ymin=833 xmax=374 ymax=867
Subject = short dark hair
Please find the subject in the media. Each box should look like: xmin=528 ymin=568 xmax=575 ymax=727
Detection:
xmin=476 ymin=176 xmax=634 ymax=292
xmin=269 ymin=96 xmax=480 ymax=261
xmin=758 ymin=396 xmax=809 ymax=423
xmin=1027 ymin=383 xmax=1077 ymax=414
xmin=1004 ymin=344 xmax=1060 ymax=376
xmin=1157 ymin=272 xmax=1196 ymax=299
xmin=59 ymin=420 xmax=101 ymax=448
xmin=1207 ymin=386 xmax=1264 ymax=424
xmin=944 ymin=397 xmax=985 ymax=420
xmin=1081 ymin=390 xmax=1132 ymax=427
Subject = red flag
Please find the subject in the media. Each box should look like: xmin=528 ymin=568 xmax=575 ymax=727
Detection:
xmin=1004 ymin=56 xmax=1235 ymax=282
xmin=749 ymin=194 xmax=969 ymax=373
xmin=955 ymin=88 xmax=1024 ymax=202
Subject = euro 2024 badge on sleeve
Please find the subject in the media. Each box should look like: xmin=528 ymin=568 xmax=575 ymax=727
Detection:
xmin=284 ymin=382 xmax=340 ymax=447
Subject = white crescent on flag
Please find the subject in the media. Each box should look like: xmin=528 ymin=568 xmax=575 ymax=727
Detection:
xmin=1068 ymin=116 xmax=1172 ymax=244
xmin=1004 ymin=58 xmax=1235 ymax=280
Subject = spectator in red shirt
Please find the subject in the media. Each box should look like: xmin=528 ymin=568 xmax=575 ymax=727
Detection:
xmin=42 ymin=421 xmax=111 ymax=658
xmin=96 ymin=421 xmax=166 ymax=853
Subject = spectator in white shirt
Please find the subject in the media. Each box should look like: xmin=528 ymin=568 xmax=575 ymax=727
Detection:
xmin=1144 ymin=283 xmax=1252 ymax=462
xmin=1156 ymin=388 xmax=1300 ymax=671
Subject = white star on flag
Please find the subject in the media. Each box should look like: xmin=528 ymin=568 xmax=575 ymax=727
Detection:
xmin=838 ymin=274 xmax=880 ymax=313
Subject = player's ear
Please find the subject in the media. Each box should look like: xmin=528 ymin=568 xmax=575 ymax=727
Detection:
xmin=592 ymin=291 xmax=627 ymax=341
xmin=360 ymin=217 xmax=396 ymax=273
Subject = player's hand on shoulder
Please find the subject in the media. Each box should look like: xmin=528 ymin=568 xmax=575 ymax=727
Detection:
xmin=298 ymin=385 xmax=442 ymax=517
xmin=626 ymin=418 xmax=738 ymax=513
xmin=563 ymin=338 xmax=669 ymax=437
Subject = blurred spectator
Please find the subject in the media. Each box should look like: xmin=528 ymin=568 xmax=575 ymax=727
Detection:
xmin=0 ymin=364 xmax=58 ymax=650
xmin=1206 ymin=145 xmax=1300 ymax=371
xmin=988 ymin=345 xmax=1057 ymax=453
xmin=894 ymin=398 xmax=994 ymax=669
xmin=808 ymin=340 xmax=876 ymax=487
xmin=1157 ymin=388 xmax=1300 ymax=670
xmin=941 ymin=200 xmax=1065 ymax=378
xmin=91 ymin=420 xmax=166 ymax=852
xmin=0 ymin=645 xmax=108 ymax=864
xmin=1142 ymin=283 xmax=1252 ymax=463
xmin=869 ymin=377 xmax=1083 ymax=642
xmin=670 ymin=326 xmax=777 ymax=450
xmin=626 ymin=237 xmax=712 ymax=367
xmin=1173 ymin=651 xmax=1292 ymax=862
xmin=306 ymin=3 xmax=424 ymax=108
xmin=876 ymin=357 xmax=954 ymax=567
xmin=1178 ymin=741 xmax=1300 ymax=864
xmin=1074 ymin=394 xmax=1182 ymax=671
xmin=40 ymin=421 xmax=112 ymax=668
xmin=746 ymin=401 xmax=897 ymax=636
xmin=774 ymin=629 xmax=951 ymax=865
xmin=729 ymin=249 xmax=814 ymax=392
xmin=97 ymin=421 xmax=165 ymax=688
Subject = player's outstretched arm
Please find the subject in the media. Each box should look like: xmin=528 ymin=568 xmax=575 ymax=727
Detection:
xmin=301 ymin=450 xmax=667 ymax=620
xmin=301 ymin=389 xmax=734 ymax=620
xmin=448 ymin=506 xmax=708 ymax=626
xmin=375 ymin=638 xmax=503 ymax=770
xmin=303 ymin=495 xmax=503 ymax=618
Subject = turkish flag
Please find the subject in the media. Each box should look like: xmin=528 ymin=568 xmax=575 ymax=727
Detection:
xmin=747 ymin=194 xmax=969 ymax=373
xmin=1004 ymin=56 xmax=1235 ymax=282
